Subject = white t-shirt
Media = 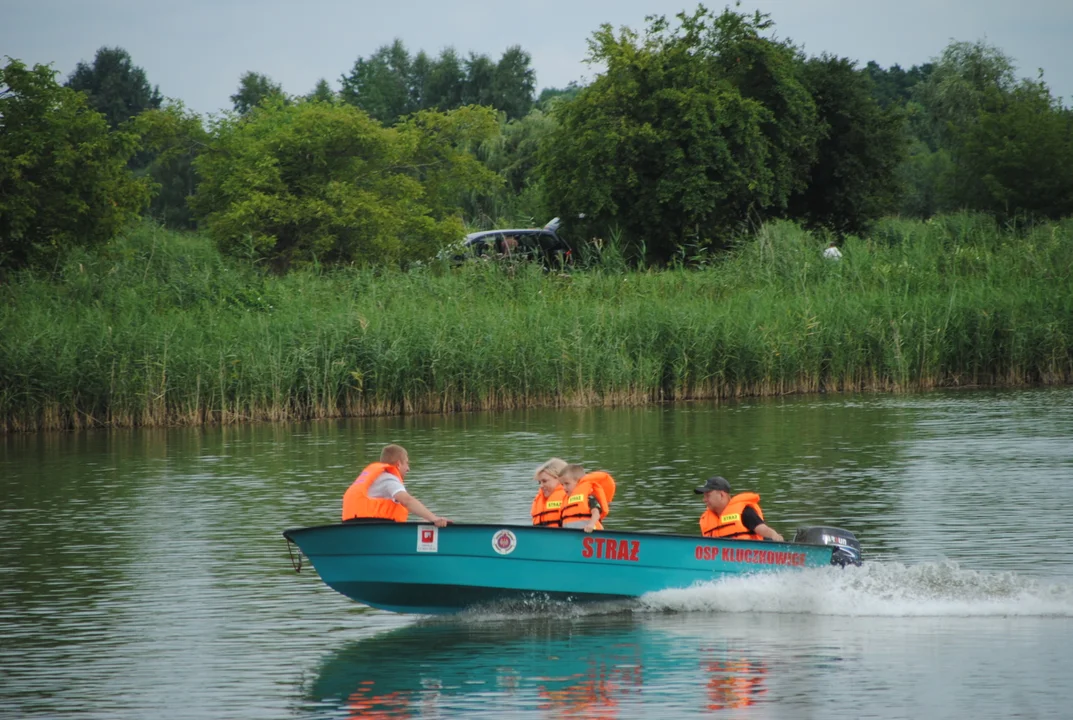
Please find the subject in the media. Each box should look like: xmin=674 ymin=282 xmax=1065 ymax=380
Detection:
xmin=367 ymin=472 xmax=405 ymax=501
xmin=823 ymin=246 xmax=842 ymax=260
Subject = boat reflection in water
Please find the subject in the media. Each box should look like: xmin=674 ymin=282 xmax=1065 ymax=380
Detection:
xmin=305 ymin=612 xmax=775 ymax=718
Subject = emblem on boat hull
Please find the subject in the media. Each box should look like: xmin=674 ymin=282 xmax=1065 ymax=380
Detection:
xmin=492 ymin=529 xmax=517 ymax=555
xmin=417 ymin=525 xmax=439 ymax=552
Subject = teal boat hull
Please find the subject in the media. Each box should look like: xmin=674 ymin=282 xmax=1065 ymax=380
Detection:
xmin=283 ymin=522 xmax=838 ymax=614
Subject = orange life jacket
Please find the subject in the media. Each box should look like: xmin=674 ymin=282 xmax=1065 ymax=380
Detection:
xmin=580 ymin=471 xmax=616 ymax=517
xmin=341 ymin=462 xmax=408 ymax=522
xmin=699 ymin=492 xmax=764 ymax=540
xmin=532 ymin=485 xmax=566 ymax=527
xmin=560 ymin=479 xmax=608 ymax=529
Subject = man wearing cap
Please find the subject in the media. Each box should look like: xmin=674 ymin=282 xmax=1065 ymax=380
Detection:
xmin=695 ymin=476 xmax=783 ymax=542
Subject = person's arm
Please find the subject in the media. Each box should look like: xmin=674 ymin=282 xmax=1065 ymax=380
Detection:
xmin=583 ymin=504 xmax=601 ymax=533
xmin=583 ymin=488 xmax=606 ymax=533
xmin=395 ymin=491 xmax=449 ymax=527
xmin=753 ymin=523 xmax=783 ymax=542
xmin=742 ymin=506 xmax=783 ymax=542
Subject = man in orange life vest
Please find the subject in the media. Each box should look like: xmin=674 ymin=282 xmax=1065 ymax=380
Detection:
xmin=342 ymin=444 xmax=450 ymax=527
xmin=695 ymin=476 xmax=783 ymax=541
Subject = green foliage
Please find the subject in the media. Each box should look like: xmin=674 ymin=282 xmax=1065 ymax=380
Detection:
xmin=340 ymin=40 xmax=536 ymax=124
xmin=865 ymin=61 xmax=933 ymax=108
xmin=0 ymin=59 xmax=150 ymax=270
xmin=4 ymin=216 xmax=1071 ymax=430
xmin=462 ymin=53 xmax=496 ymax=108
xmin=419 ymin=48 xmax=465 ymax=110
xmin=64 ymin=46 xmax=162 ymax=128
xmin=788 ymin=55 xmax=908 ymax=233
xmin=397 ymin=105 xmax=504 ymax=218
xmin=541 ymin=6 xmax=821 ymax=261
xmin=190 ymin=99 xmax=500 ymax=270
xmin=954 ymin=82 xmax=1073 ymax=219
xmin=894 ymin=39 xmax=1073 ymax=220
xmin=133 ymin=103 xmax=210 ymax=228
xmin=491 ymin=46 xmax=537 ymax=120
xmin=339 ymin=39 xmax=414 ymax=124
xmin=466 ymin=107 xmax=559 ymax=222
xmin=912 ymin=40 xmax=1017 ymax=151
xmin=306 ymin=78 xmax=335 ymax=103
xmin=537 ymin=82 xmax=583 ymax=107
xmin=230 ymin=71 xmax=286 ymax=114
xmin=895 ymin=140 xmax=954 ymax=217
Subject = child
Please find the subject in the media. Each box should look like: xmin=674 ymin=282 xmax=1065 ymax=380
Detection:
xmin=559 ymin=464 xmax=610 ymax=532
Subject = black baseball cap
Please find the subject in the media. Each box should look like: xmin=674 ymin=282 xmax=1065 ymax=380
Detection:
xmin=694 ymin=476 xmax=731 ymax=494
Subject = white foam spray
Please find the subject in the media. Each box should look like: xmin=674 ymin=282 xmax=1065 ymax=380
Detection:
xmin=639 ymin=561 xmax=1073 ymax=617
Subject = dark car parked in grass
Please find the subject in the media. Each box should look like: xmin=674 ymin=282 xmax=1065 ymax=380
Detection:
xmin=460 ymin=218 xmax=572 ymax=266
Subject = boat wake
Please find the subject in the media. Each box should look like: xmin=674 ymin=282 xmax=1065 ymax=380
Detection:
xmin=639 ymin=561 xmax=1073 ymax=617
xmin=444 ymin=562 xmax=1073 ymax=621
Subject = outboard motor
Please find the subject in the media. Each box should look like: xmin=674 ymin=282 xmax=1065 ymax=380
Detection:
xmin=793 ymin=526 xmax=862 ymax=567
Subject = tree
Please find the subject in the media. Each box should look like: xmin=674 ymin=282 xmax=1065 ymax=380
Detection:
xmin=912 ymin=40 xmax=1017 ymax=151
xmin=339 ymin=39 xmax=414 ymax=124
xmin=1 ymin=60 xmax=149 ymax=270
xmin=907 ymin=40 xmax=1039 ymax=215
xmin=409 ymin=51 xmax=432 ymax=109
xmin=895 ymin=140 xmax=954 ymax=217
xmin=787 ymin=55 xmax=908 ymax=233
xmin=190 ymin=100 xmax=500 ymax=270
xmin=538 ymin=82 xmax=583 ymax=108
xmin=423 ymin=48 xmax=465 ymax=110
xmin=954 ymin=81 xmax=1073 ymax=219
xmin=133 ymin=103 xmax=210 ymax=228
xmin=541 ymin=6 xmax=821 ymax=261
xmin=231 ymin=71 xmax=285 ymax=114
xmin=865 ymin=61 xmax=933 ymax=108
xmin=341 ymin=42 xmax=539 ymax=123
xmin=306 ymin=78 xmax=335 ymax=103
xmin=467 ymin=107 xmax=559 ymax=221
xmin=462 ymin=53 xmax=496 ymax=107
xmin=492 ymin=46 xmax=536 ymax=120
xmin=399 ymin=105 xmax=504 ymax=218
xmin=65 ymin=46 xmax=162 ymax=128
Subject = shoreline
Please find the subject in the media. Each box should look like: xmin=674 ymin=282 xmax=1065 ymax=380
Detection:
xmin=4 ymin=215 xmax=1071 ymax=433
xmin=5 ymin=376 xmax=1069 ymax=433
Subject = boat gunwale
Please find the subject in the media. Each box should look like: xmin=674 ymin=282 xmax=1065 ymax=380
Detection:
xmin=282 ymin=521 xmax=835 ymax=553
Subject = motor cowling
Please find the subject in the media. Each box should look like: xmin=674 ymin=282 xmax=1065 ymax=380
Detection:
xmin=793 ymin=526 xmax=862 ymax=567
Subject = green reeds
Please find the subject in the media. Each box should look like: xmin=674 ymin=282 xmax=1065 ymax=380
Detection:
xmin=2 ymin=214 xmax=1071 ymax=431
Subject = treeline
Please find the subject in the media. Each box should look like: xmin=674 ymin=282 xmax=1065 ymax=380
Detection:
xmin=2 ymin=5 xmax=1073 ymax=273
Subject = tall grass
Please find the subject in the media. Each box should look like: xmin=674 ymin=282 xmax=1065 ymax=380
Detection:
xmin=2 ymin=214 xmax=1071 ymax=431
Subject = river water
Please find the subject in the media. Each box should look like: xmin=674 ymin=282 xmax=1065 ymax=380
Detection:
xmin=3 ymin=388 xmax=1073 ymax=719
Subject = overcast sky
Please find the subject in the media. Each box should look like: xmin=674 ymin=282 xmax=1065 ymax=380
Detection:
xmin=3 ymin=0 xmax=1071 ymax=115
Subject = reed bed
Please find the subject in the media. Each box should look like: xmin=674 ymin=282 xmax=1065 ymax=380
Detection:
xmin=2 ymin=214 xmax=1071 ymax=431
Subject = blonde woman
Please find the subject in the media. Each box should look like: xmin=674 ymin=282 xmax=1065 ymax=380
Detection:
xmin=531 ymin=458 xmax=568 ymax=527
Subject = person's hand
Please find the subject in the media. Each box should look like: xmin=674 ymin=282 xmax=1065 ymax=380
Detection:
xmin=583 ymin=521 xmax=596 ymax=533
xmin=432 ymin=516 xmax=449 ymax=528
